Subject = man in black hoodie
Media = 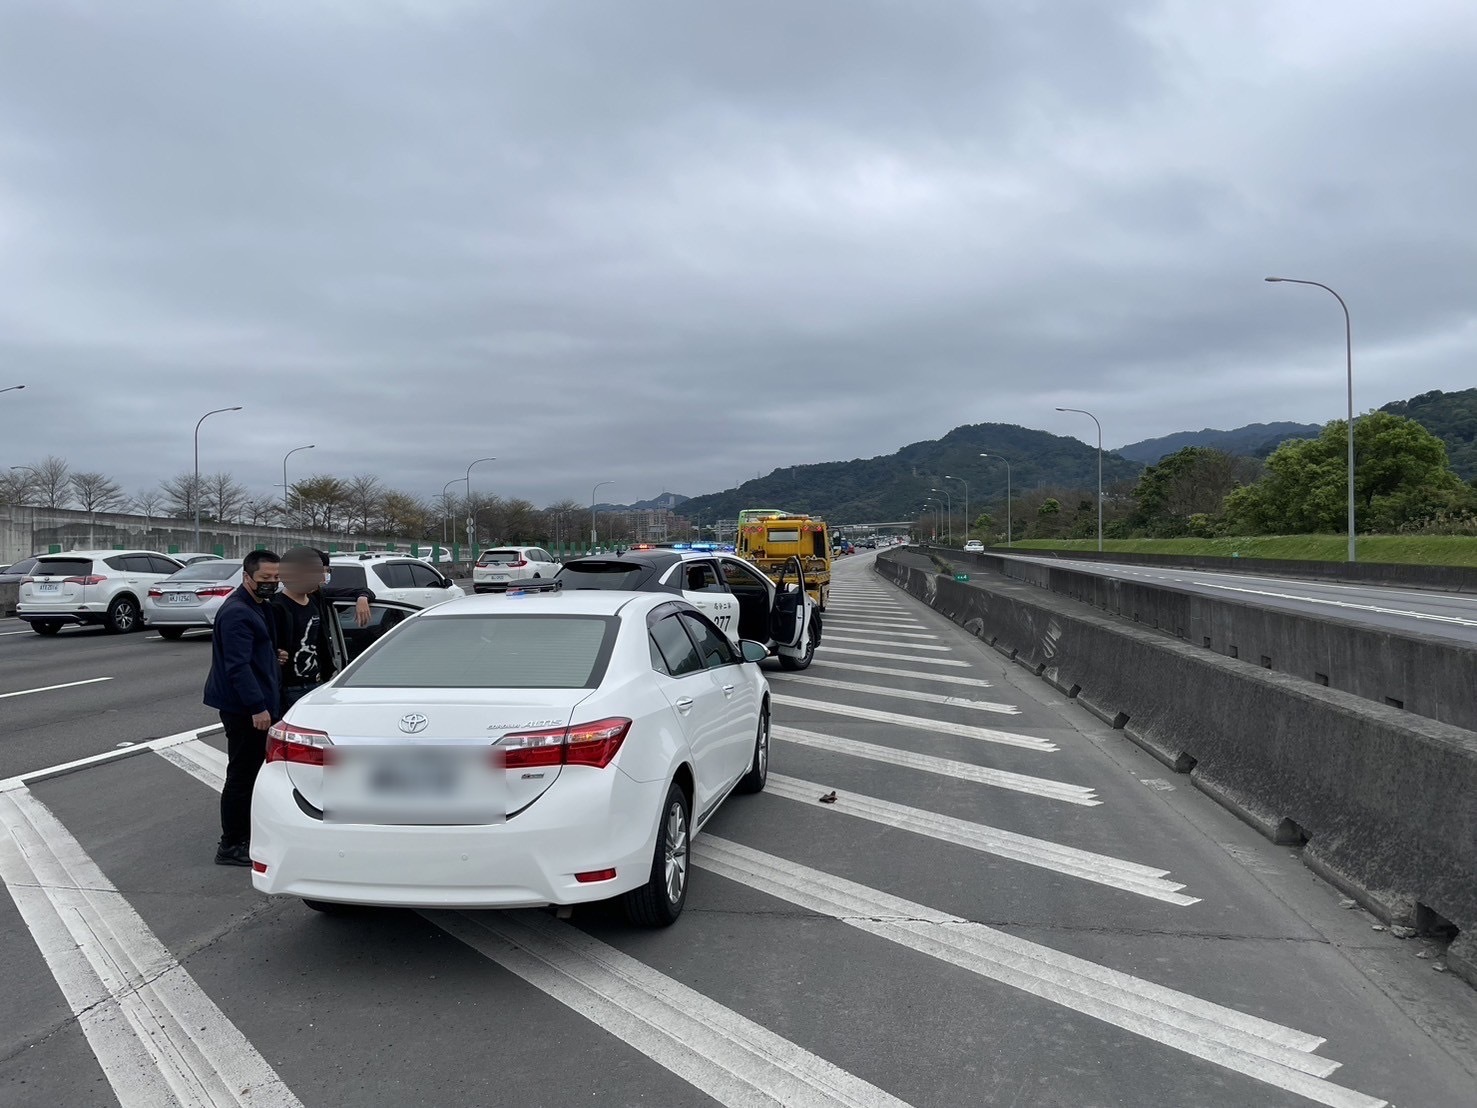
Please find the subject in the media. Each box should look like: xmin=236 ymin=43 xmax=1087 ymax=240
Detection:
xmin=271 ymin=547 xmax=374 ymax=714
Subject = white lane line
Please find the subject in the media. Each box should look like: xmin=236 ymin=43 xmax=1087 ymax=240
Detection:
xmin=429 ymin=910 xmax=914 ymax=1108
xmin=818 ymin=645 xmax=972 ymax=668
xmin=1191 ymin=581 xmax=1477 ymax=628
xmin=0 ymin=726 xmax=216 ymax=793
xmin=0 ymin=676 xmax=113 ymax=700
xmin=812 ymin=659 xmax=994 ymax=688
xmin=0 ymin=788 xmax=304 ymax=1108
xmin=771 ymin=675 xmax=1020 ymax=716
xmin=775 ymin=728 xmax=1095 ymax=805
xmin=824 ymin=635 xmax=953 ymax=652
xmin=0 ymin=629 xmax=35 ymax=637
xmin=695 ymin=839 xmax=1386 ymax=1108
xmin=765 ymin=774 xmax=1197 ymax=905
xmin=827 ymin=620 xmax=927 ymax=638
xmin=157 ymin=739 xmax=227 ymax=791
xmin=773 ymin=695 xmax=1040 ymax=745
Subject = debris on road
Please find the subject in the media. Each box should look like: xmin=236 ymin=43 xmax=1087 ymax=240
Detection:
xmin=818 ymin=790 xmax=838 ymax=804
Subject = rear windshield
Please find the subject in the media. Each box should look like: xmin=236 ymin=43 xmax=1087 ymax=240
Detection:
xmin=326 ymin=565 xmax=368 ymax=591
xmin=339 ymin=614 xmax=617 ymax=689
xmin=556 ymin=561 xmax=648 ymax=590
xmin=168 ymin=561 xmax=240 ymax=582
xmin=477 ymin=550 xmax=521 ymax=565
xmin=33 ymin=558 xmax=94 ymax=578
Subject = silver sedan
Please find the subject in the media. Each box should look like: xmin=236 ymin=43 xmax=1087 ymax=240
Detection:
xmin=142 ymin=560 xmax=242 ymax=638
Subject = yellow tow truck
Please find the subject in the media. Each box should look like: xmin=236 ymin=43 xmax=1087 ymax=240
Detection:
xmin=735 ymin=508 xmax=832 ymax=611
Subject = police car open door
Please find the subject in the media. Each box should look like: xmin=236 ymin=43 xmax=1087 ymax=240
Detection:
xmin=768 ymin=555 xmax=807 ymax=650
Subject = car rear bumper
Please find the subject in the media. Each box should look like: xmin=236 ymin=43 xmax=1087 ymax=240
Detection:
xmin=249 ymin=762 xmax=665 ymax=908
xmin=142 ymin=605 xmax=217 ymax=628
xmin=15 ymin=607 xmax=105 ymax=626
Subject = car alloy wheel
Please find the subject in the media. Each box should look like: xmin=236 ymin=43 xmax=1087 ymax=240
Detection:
xmin=663 ymin=799 xmax=689 ymax=906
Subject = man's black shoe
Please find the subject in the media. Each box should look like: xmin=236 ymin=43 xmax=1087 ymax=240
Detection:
xmin=214 ymin=842 xmax=252 ymax=867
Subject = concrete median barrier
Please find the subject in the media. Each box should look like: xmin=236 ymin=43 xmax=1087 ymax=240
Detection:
xmin=876 ymin=550 xmax=1477 ymax=988
xmin=942 ymin=548 xmax=1477 ymax=733
xmin=0 ymin=582 xmax=15 ymax=617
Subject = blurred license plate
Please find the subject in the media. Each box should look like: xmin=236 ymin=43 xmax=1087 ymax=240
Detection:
xmin=488 ymin=573 xmax=508 ymax=580
xmin=167 ymin=593 xmax=193 ymax=603
xmin=37 ymin=583 xmax=59 ymax=593
xmin=322 ymin=745 xmax=506 ymax=825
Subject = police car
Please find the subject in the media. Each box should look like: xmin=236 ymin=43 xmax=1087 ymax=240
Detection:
xmin=553 ymin=544 xmax=820 ymax=670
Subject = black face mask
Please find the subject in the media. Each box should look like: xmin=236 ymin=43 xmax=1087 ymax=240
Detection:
xmin=253 ymin=580 xmax=279 ymax=600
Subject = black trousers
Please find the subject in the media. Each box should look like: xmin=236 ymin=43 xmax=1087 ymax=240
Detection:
xmin=220 ymin=711 xmax=267 ymax=846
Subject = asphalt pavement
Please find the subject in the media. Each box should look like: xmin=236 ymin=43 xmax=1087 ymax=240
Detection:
xmin=996 ymin=553 xmax=1477 ymax=644
xmin=2 ymin=553 xmax=1474 ymax=1106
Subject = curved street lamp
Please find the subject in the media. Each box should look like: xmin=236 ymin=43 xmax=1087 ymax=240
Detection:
xmin=980 ymin=454 xmax=1013 ymax=547
xmin=1055 ymin=407 xmax=1102 ymax=552
xmin=945 ymin=475 xmax=969 ymax=542
xmin=282 ymin=444 xmax=315 ymax=519
xmin=194 ymin=406 xmax=243 ymax=550
xmin=591 ymin=480 xmax=614 ymax=546
xmin=1266 ymin=276 xmax=1356 ymax=562
xmin=929 ymin=487 xmax=952 ymax=545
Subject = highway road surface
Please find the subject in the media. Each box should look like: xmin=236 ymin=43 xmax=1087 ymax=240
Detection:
xmin=997 ymin=553 xmax=1477 ymax=644
xmin=2 ymin=553 xmax=1473 ymax=1106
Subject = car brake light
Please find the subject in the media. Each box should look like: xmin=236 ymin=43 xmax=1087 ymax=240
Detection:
xmin=575 ymin=868 xmax=616 ymax=883
xmin=508 ymin=558 xmax=527 ymax=568
xmin=148 ymin=587 xmax=163 ymax=598
xmin=266 ymin=721 xmax=333 ymax=765
xmin=252 ymin=861 xmax=267 ymax=874
xmin=65 ymin=575 xmax=106 ymax=585
xmin=500 ymin=717 xmax=631 ymax=770
xmin=196 ymin=585 xmax=234 ymax=598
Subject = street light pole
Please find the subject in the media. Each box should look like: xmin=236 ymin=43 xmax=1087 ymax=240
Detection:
xmin=282 ymin=444 xmax=315 ymax=523
xmin=193 ymin=406 xmax=243 ymax=552
xmin=980 ymin=454 xmax=1013 ymax=547
xmin=1055 ymin=408 xmax=1102 ymax=552
xmin=930 ymin=488 xmax=953 ymax=545
xmin=1265 ymin=276 xmax=1356 ymax=562
xmin=924 ymin=497 xmax=942 ymax=541
xmin=440 ymin=479 xmax=460 ymax=546
xmin=462 ymin=457 xmax=496 ymax=552
xmin=591 ymin=481 xmax=614 ymax=548
xmin=945 ymin=475 xmax=969 ymax=541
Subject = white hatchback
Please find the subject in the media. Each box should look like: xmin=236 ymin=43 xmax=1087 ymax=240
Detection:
xmin=472 ymin=546 xmax=561 ymax=592
xmin=250 ymin=590 xmax=770 ymax=925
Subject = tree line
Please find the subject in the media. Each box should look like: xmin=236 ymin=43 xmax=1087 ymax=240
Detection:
xmin=1 ymin=459 xmax=675 ymax=546
xmin=925 ymin=412 xmax=1477 ymax=542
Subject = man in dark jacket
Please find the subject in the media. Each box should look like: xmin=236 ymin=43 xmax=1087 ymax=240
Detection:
xmin=203 ymin=550 xmax=281 ymax=867
xmin=271 ymin=547 xmax=374 ymax=714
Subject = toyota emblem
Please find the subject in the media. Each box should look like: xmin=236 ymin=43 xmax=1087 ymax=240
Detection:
xmin=398 ymin=713 xmax=429 ymax=735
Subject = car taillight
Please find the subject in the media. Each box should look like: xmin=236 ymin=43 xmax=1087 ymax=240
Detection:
xmin=196 ymin=585 xmax=234 ymax=598
xmin=65 ymin=575 xmax=106 ymax=585
xmin=148 ymin=587 xmax=163 ymax=598
xmin=508 ymin=558 xmax=527 ymax=568
xmin=21 ymin=577 xmax=37 ymax=585
xmin=266 ymin=721 xmax=333 ymax=765
xmin=500 ymin=717 xmax=631 ymax=770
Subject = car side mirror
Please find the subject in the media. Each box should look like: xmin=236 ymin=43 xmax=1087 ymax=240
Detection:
xmin=442 ymin=578 xmax=456 ymax=587
xmin=740 ymin=639 xmax=769 ymax=664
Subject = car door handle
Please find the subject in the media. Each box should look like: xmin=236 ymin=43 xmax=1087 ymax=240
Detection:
xmin=674 ymin=697 xmax=694 ymax=713
xmin=722 ymin=684 xmax=736 ymax=696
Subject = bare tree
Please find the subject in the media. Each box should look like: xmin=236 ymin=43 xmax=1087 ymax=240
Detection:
xmin=205 ymin=472 xmax=248 ymax=524
xmin=243 ymin=495 xmax=279 ymax=526
xmin=343 ymin=474 xmax=384 ymax=534
xmin=1 ymin=469 xmax=36 ymax=506
xmin=30 ymin=455 xmax=72 ymax=508
xmin=161 ymin=473 xmax=202 ymax=518
xmin=69 ymin=471 xmax=127 ymax=513
xmin=131 ymin=487 xmax=166 ymax=523
xmin=289 ymin=474 xmax=348 ymax=530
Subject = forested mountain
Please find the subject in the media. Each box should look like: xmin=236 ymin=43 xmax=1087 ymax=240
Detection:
xmin=1380 ymin=388 xmax=1477 ymax=480
xmin=1116 ymin=422 xmax=1320 ymax=464
xmin=680 ymin=423 xmax=1141 ymax=523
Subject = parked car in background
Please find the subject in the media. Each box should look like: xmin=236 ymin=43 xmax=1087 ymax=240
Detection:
xmin=0 ymin=556 xmax=41 ymax=586
xmin=327 ymin=553 xmax=464 ymax=609
xmin=17 ymin=549 xmax=184 ymax=634
xmin=963 ymin=539 xmax=985 ymax=553
xmin=172 ymin=552 xmax=224 ymax=566
xmin=472 ymin=546 xmax=561 ymax=592
xmin=142 ymin=559 xmax=243 ymax=638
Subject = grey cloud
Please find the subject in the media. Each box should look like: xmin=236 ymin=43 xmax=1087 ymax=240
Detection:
xmin=0 ymin=1 xmax=1473 ymax=509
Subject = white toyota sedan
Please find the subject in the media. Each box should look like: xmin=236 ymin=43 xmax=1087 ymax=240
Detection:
xmin=250 ymin=590 xmax=771 ymax=925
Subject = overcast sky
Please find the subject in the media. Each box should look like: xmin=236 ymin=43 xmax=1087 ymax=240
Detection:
xmin=2 ymin=0 xmax=1474 ymax=507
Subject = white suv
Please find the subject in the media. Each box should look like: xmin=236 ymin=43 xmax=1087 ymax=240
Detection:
xmin=472 ymin=546 xmax=561 ymax=592
xmin=326 ymin=554 xmax=465 ymax=609
xmin=18 ymin=549 xmax=184 ymax=635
